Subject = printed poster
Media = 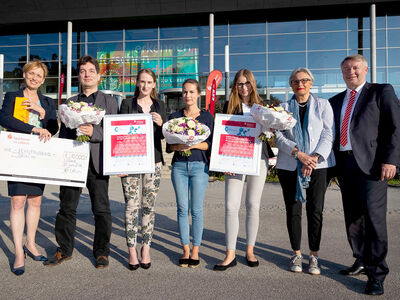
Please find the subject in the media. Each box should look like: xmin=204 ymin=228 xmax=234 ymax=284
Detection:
xmin=103 ymin=114 xmax=154 ymax=175
xmin=210 ymin=114 xmax=262 ymax=175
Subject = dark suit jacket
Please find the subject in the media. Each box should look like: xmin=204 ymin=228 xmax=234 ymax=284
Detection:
xmin=329 ymin=82 xmax=400 ymax=178
xmin=223 ymin=101 xmax=274 ymax=159
xmin=59 ymin=91 xmax=119 ymax=175
xmin=0 ymin=89 xmax=59 ymax=135
xmin=119 ymin=97 xmax=167 ymax=164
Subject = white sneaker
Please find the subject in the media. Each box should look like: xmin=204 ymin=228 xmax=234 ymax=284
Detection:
xmin=308 ymin=255 xmax=321 ymax=275
xmin=289 ymin=255 xmax=303 ymax=273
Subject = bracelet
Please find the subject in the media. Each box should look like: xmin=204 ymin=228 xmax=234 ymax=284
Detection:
xmin=294 ymin=149 xmax=299 ymax=160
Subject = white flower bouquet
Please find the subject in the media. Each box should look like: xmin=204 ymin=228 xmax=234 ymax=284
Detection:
xmin=162 ymin=116 xmax=210 ymax=156
xmin=250 ymin=103 xmax=297 ymax=142
xmin=58 ymin=101 xmax=105 ymax=142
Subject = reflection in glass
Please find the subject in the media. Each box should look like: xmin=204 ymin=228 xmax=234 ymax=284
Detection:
xmin=125 ymin=28 xmax=158 ymax=40
xmin=308 ymin=32 xmax=346 ymax=50
xmin=0 ymin=35 xmax=26 ymax=46
xmin=3 ymin=63 xmax=23 ymax=79
xmin=312 ymin=69 xmax=344 ymax=88
xmin=307 ymin=19 xmax=346 ymax=32
xmin=3 ymin=79 xmax=24 ymax=92
xmin=230 ymin=54 xmax=266 ymax=71
xmin=30 ymin=45 xmax=59 ymax=61
xmin=30 ymin=33 xmax=59 ymax=45
xmin=388 ymin=16 xmax=400 ymax=28
xmin=87 ymin=30 xmax=123 ymax=42
xmin=269 ymin=52 xmax=306 ymax=71
xmin=268 ymin=71 xmax=291 ymax=88
xmin=230 ymin=23 xmax=266 ymax=35
xmin=160 ymin=26 xmax=200 ymax=39
xmin=268 ymin=21 xmax=306 ymax=34
xmin=388 ymin=29 xmax=400 ymax=47
xmin=388 ymin=48 xmax=400 ymax=67
xmin=361 ymin=49 xmax=387 ymax=68
xmin=308 ymin=51 xmax=347 ymax=69
xmin=268 ymin=34 xmax=306 ymax=52
xmin=230 ymin=36 xmax=266 ymax=53
xmin=0 ymin=46 xmax=26 ymax=62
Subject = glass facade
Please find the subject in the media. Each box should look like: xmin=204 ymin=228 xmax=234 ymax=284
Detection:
xmin=1 ymin=14 xmax=400 ymax=102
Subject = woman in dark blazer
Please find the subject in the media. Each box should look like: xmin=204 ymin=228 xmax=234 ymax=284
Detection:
xmin=118 ymin=68 xmax=166 ymax=270
xmin=0 ymin=60 xmax=59 ymax=275
xmin=214 ymin=69 xmax=274 ymax=271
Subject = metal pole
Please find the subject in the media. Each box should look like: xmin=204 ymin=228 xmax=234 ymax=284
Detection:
xmin=67 ymin=21 xmax=72 ymax=99
xmin=209 ymin=13 xmax=214 ymax=72
xmin=370 ymin=4 xmax=377 ymax=83
xmin=0 ymin=54 xmax=3 ymax=109
xmin=225 ymin=45 xmax=230 ymax=102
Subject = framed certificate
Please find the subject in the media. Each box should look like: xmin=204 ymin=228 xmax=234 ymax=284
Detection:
xmin=0 ymin=131 xmax=90 ymax=187
xmin=103 ymin=114 xmax=154 ymax=175
xmin=209 ymin=114 xmax=262 ymax=176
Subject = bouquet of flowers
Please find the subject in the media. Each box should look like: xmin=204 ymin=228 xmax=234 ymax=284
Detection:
xmin=250 ymin=103 xmax=297 ymax=142
xmin=162 ymin=117 xmax=210 ymax=156
xmin=58 ymin=101 xmax=105 ymax=142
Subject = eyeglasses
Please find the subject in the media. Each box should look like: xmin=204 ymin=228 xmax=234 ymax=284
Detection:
xmin=291 ymin=78 xmax=312 ymax=85
xmin=237 ymin=81 xmax=251 ymax=88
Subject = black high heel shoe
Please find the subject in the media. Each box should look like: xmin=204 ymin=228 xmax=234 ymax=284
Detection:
xmin=129 ymin=263 xmax=140 ymax=270
xmin=246 ymin=256 xmax=259 ymax=267
xmin=11 ymin=265 xmax=25 ymax=276
xmin=140 ymin=247 xmax=151 ymax=269
xmin=213 ymin=257 xmax=237 ymax=271
xmin=23 ymin=245 xmax=47 ymax=261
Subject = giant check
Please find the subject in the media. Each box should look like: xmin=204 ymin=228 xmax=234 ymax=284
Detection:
xmin=209 ymin=114 xmax=262 ymax=176
xmin=0 ymin=131 xmax=90 ymax=187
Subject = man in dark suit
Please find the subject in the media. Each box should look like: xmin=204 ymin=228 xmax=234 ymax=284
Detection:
xmin=44 ymin=55 xmax=118 ymax=269
xmin=329 ymin=54 xmax=400 ymax=295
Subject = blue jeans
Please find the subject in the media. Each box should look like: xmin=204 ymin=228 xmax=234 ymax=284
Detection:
xmin=171 ymin=161 xmax=209 ymax=246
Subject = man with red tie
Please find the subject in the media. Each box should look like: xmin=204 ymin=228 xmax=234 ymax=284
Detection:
xmin=329 ymin=54 xmax=400 ymax=296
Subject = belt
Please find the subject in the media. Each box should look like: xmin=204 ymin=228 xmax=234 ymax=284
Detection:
xmin=339 ymin=150 xmax=354 ymax=156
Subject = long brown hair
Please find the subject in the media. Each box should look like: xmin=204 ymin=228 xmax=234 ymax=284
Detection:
xmin=227 ymin=69 xmax=262 ymax=114
xmin=134 ymin=68 xmax=159 ymax=100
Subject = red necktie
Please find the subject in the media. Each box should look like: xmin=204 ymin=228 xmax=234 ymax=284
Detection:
xmin=340 ymin=90 xmax=357 ymax=147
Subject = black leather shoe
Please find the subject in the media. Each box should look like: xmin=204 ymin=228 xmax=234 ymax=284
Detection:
xmin=179 ymin=258 xmax=189 ymax=267
xmin=43 ymin=250 xmax=72 ymax=266
xmin=365 ymin=279 xmax=384 ymax=295
xmin=129 ymin=263 xmax=139 ymax=271
xmin=95 ymin=256 xmax=109 ymax=269
xmin=246 ymin=257 xmax=259 ymax=268
xmin=339 ymin=259 xmax=366 ymax=275
xmin=189 ymin=258 xmax=200 ymax=268
xmin=140 ymin=262 xmax=151 ymax=269
xmin=213 ymin=258 xmax=237 ymax=271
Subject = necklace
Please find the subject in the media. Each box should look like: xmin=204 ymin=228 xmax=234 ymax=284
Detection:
xmin=184 ymin=108 xmax=200 ymax=118
xmin=298 ymin=101 xmax=308 ymax=108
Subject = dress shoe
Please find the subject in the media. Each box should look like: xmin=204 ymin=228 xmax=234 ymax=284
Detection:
xmin=213 ymin=258 xmax=237 ymax=271
xmin=246 ymin=256 xmax=259 ymax=268
xmin=129 ymin=263 xmax=140 ymax=271
xmin=140 ymin=247 xmax=151 ymax=269
xmin=95 ymin=256 xmax=109 ymax=269
xmin=23 ymin=245 xmax=47 ymax=261
xmin=189 ymin=258 xmax=200 ymax=269
xmin=11 ymin=265 xmax=25 ymax=276
xmin=179 ymin=258 xmax=189 ymax=267
xmin=43 ymin=250 xmax=72 ymax=266
xmin=339 ymin=259 xmax=366 ymax=276
xmin=365 ymin=279 xmax=384 ymax=295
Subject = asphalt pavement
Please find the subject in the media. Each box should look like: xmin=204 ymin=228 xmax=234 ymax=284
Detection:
xmin=0 ymin=177 xmax=399 ymax=299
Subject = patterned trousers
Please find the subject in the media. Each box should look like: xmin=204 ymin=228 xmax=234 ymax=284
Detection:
xmin=121 ymin=162 xmax=162 ymax=247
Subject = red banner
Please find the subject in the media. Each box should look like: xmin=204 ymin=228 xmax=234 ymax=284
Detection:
xmin=58 ymin=73 xmax=65 ymax=105
xmin=205 ymin=70 xmax=223 ymax=114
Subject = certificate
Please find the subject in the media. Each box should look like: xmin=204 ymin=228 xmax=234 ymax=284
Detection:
xmin=103 ymin=114 xmax=154 ymax=175
xmin=209 ymin=114 xmax=262 ymax=175
xmin=0 ymin=131 xmax=90 ymax=187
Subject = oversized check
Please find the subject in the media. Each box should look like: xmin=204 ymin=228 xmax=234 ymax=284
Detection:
xmin=103 ymin=114 xmax=155 ymax=175
xmin=209 ymin=114 xmax=262 ymax=176
xmin=0 ymin=131 xmax=90 ymax=187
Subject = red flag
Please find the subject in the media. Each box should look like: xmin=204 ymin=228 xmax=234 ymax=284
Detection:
xmin=210 ymin=79 xmax=217 ymax=116
xmin=205 ymin=70 xmax=222 ymax=112
xmin=58 ymin=73 xmax=65 ymax=105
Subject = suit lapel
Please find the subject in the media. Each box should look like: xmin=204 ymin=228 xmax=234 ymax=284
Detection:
xmin=351 ymin=82 xmax=370 ymax=126
xmin=332 ymin=90 xmax=346 ymax=137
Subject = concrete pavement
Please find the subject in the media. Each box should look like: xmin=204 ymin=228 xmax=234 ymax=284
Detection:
xmin=0 ymin=177 xmax=399 ymax=299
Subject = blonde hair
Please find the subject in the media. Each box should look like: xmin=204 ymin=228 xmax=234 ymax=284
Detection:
xmin=227 ymin=69 xmax=262 ymax=114
xmin=23 ymin=60 xmax=48 ymax=78
xmin=134 ymin=68 xmax=159 ymax=100
xmin=341 ymin=54 xmax=368 ymax=68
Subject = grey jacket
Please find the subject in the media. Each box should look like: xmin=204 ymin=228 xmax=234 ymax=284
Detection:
xmin=59 ymin=91 xmax=119 ymax=175
xmin=275 ymin=94 xmax=336 ymax=171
